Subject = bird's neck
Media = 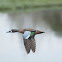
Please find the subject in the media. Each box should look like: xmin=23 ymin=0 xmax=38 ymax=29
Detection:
xmin=11 ymin=29 xmax=19 ymax=33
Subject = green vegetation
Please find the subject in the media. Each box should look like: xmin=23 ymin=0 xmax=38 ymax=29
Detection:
xmin=0 ymin=0 xmax=62 ymax=12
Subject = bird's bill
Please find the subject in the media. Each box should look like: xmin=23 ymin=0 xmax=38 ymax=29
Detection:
xmin=6 ymin=31 xmax=12 ymax=33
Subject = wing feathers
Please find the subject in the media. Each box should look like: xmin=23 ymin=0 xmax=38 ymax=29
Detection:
xmin=24 ymin=39 xmax=31 ymax=53
xmin=31 ymin=39 xmax=36 ymax=53
xmin=23 ymin=38 xmax=36 ymax=54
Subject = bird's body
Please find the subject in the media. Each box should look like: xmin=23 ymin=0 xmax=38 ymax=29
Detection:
xmin=7 ymin=29 xmax=44 ymax=54
xmin=23 ymin=31 xmax=36 ymax=53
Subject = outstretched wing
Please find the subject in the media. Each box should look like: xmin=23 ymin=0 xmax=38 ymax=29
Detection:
xmin=31 ymin=39 xmax=36 ymax=53
xmin=23 ymin=38 xmax=36 ymax=54
xmin=23 ymin=31 xmax=31 ymax=39
xmin=23 ymin=39 xmax=31 ymax=54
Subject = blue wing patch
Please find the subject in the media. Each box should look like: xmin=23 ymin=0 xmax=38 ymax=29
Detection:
xmin=23 ymin=31 xmax=31 ymax=39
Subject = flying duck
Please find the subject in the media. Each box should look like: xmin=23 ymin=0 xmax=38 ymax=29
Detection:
xmin=7 ymin=29 xmax=44 ymax=54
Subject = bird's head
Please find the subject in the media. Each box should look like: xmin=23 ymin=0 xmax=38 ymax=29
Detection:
xmin=6 ymin=29 xmax=18 ymax=33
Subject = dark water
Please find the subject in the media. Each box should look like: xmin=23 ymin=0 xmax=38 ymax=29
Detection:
xmin=0 ymin=10 xmax=62 ymax=62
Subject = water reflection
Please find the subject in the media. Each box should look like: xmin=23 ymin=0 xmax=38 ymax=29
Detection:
xmin=42 ymin=10 xmax=62 ymax=36
xmin=0 ymin=11 xmax=62 ymax=62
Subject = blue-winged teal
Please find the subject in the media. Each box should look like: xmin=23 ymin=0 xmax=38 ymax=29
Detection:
xmin=7 ymin=29 xmax=44 ymax=54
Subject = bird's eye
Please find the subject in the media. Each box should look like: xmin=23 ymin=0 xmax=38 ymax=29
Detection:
xmin=11 ymin=30 xmax=12 ymax=32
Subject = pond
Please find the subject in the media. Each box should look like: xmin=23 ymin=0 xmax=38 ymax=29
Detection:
xmin=0 ymin=10 xmax=62 ymax=62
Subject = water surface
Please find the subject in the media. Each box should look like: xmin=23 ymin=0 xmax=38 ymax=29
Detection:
xmin=0 ymin=11 xmax=62 ymax=62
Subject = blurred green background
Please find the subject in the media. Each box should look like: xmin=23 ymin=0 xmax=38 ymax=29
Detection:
xmin=0 ymin=0 xmax=62 ymax=12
